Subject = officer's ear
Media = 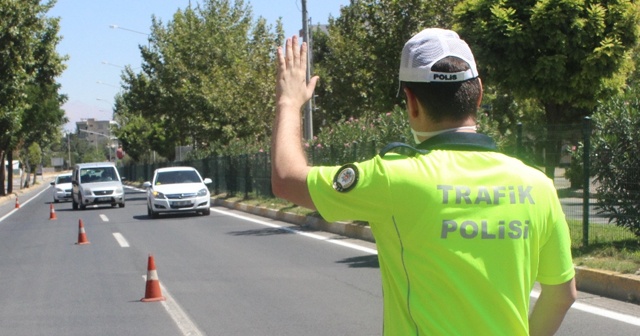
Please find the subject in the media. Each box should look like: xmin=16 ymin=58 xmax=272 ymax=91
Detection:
xmin=403 ymin=86 xmax=420 ymax=119
xmin=476 ymin=78 xmax=484 ymax=108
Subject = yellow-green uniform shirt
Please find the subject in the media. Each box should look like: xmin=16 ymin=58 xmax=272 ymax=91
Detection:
xmin=307 ymin=133 xmax=575 ymax=336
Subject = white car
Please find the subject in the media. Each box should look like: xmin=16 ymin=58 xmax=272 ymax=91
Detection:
xmin=51 ymin=173 xmax=73 ymax=203
xmin=143 ymin=166 xmax=212 ymax=218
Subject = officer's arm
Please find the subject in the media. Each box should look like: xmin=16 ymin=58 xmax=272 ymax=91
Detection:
xmin=528 ymin=278 xmax=576 ymax=336
xmin=271 ymin=35 xmax=318 ymax=210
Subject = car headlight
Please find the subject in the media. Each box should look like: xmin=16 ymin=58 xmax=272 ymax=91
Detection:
xmin=116 ymin=187 xmax=124 ymax=194
xmin=56 ymin=187 xmax=64 ymax=192
xmin=152 ymin=191 xmax=166 ymax=199
xmin=197 ymin=188 xmax=208 ymax=197
xmin=83 ymin=188 xmax=92 ymax=195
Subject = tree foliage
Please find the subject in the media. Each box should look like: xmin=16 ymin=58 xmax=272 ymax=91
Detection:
xmin=455 ymin=0 xmax=640 ymax=176
xmin=115 ymin=0 xmax=282 ymax=160
xmin=0 ymin=0 xmax=67 ymax=194
xmin=455 ymin=0 xmax=639 ymax=120
xmin=591 ymin=90 xmax=640 ymax=237
xmin=314 ymin=0 xmax=459 ymax=125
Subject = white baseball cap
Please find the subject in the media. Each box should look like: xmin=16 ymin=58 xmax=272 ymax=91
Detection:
xmin=399 ymin=28 xmax=478 ymax=83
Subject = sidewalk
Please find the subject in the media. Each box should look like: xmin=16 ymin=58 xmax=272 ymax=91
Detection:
xmin=0 ymin=172 xmax=55 ymax=205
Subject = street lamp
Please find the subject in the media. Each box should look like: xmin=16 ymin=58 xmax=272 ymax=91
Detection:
xmin=109 ymin=24 xmax=150 ymax=48
xmin=96 ymin=98 xmax=112 ymax=103
xmin=101 ymin=61 xmax=140 ymax=71
xmin=96 ymin=99 xmax=114 ymax=118
xmin=109 ymin=24 xmax=149 ymax=36
xmin=101 ymin=61 xmax=124 ymax=68
xmin=79 ymin=129 xmax=119 ymax=165
xmin=97 ymin=81 xmax=118 ymax=88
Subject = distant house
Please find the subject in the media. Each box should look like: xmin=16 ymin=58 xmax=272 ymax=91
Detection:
xmin=4 ymin=160 xmax=22 ymax=176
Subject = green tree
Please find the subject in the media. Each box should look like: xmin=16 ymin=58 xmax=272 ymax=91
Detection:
xmin=455 ymin=0 xmax=640 ymax=177
xmin=22 ymin=142 xmax=42 ymax=187
xmin=19 ymin=11 xmax=68 ymax=155
xmin=314 ymin=0 xmax=459 ymax=126
xmin=116 ymin=0 xmax=281 ymax=161
xmin=0 ymin=0 xmax=66 ymax=194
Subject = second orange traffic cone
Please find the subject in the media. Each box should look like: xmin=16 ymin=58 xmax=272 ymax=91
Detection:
xmin=15 ymin=197 xmax=19 ymax=209
xmin=141 ymin=254 xmax=165 ymax=302
xmin=75 ymin=219 xmax=90 ymax=245
xmin=49 ymin=204 xmax=57 ymax=220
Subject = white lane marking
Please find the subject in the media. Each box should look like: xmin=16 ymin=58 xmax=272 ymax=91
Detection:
xmin=210 ymin=207 xmax=378 ymax=255
xmin=100 ymin=214 xmax=109 ymax=222
xmin=142 ymin=275 xmax=204 ymax=336
xmin=112 ymin=233 xmax=130 ymax=247
xmin=0 ymin=208 xmax=18 ymax=222
xmin=0 ymin=187 xmax=52 ymax=222
xmin=530 ymin=289 xmax=640 ymax=326
xmin=212 ymin=207 xmax=640 ymax=327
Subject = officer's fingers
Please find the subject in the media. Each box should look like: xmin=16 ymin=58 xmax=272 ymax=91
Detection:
xmin=307 ymin=75 xmax=320 ymax=95
xmin=276 ymin=46 xmax=285 ymax=74
xmin=290 ymin=35 xmax=301 ymax=66
xmin=299 ymin=41 xmax=309 ymax=69
xmin=284 ymin=37 xmax=294 ymax=68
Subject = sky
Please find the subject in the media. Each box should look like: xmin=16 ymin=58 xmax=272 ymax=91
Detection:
xmin=48 ymin=0 xmax=350 ymax=132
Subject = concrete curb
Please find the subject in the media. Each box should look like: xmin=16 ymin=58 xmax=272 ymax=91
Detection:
xmin=0 ymin=173 xmax=59 ymax=206
xmin=576 ymin=266 xmax=640 ymax=303
xmin=212 ymin=198 xmax=376 ymax=243
xmin=213 ymin=198 xmax=640 ymax=304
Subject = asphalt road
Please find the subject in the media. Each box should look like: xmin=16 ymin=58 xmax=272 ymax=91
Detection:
xmin=0 ymin=182 xmax=639 ymax=335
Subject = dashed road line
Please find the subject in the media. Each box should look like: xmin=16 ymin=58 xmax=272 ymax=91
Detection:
xmin=112 ymin=232 xmax=130 ymax=247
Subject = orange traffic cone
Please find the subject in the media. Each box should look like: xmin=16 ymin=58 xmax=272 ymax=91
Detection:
xmin=75 ymin=219 xmax=90 ymax=245
xmin=141 ymin=254 xmax=165 ymax=302
xmin=49 ymin=204 xmax=57 ymax=220
xmin=15 ymin=197 xmax=19 ymax=209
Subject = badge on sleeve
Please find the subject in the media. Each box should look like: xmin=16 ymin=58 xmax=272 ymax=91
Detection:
xmin=333 ymin=164 xmax=359 ymax=192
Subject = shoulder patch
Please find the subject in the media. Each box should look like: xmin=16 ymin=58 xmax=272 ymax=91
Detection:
xmin=333 ymin=164 xmax=359 ymax=193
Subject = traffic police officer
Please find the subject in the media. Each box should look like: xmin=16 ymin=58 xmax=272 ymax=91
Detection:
xmin=272 ymin=28 xmax=576 ymax=336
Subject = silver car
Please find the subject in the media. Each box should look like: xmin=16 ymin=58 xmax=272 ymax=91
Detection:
xmin=72 ymin=162 xmax=125 ymax=210
xmin=143 ymin=166 xmax=212 ymax=218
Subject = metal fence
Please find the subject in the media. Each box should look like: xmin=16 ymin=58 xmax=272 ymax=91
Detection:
xmin=121 ymin=118 xmax=638 ymax=247
xmin=512 ymin=117 xmax=638 ymax=247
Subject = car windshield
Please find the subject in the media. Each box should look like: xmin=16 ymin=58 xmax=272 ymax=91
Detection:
xmin=57 ymin=175 xmax=72 ymax=184
xmin=80 ymin=167 xmax=118 ymax=183
xmin=155 ymin=170 xmax=201 ymax=185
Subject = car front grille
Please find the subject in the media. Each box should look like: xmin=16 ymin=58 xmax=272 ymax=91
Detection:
xmin=166 ymin=193 xmax=197 ymax=199
xmin=94 ymin=190 xmax=114 ymax=196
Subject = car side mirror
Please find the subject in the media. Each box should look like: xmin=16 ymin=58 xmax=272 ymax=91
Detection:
xmin=203 ymin=178 xmax=212 ymax=185
xmin=142 ymin=181 xmax=151 ymax=188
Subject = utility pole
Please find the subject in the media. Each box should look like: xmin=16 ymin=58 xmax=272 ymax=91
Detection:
xmin=67 ymin=133 xmax=71 ymax=169
xmin=301 ymin=0 xmax=313 ymax=140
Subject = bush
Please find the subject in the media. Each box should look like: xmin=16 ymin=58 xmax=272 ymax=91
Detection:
xmin=565 ymin=143 xmax=584 ymax=189
xmin=591 ymin=96 xmax=640 ymax=237
xmin=306 ymin=106 xmax=411 ymax=165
